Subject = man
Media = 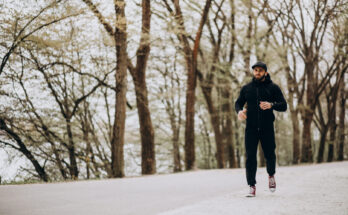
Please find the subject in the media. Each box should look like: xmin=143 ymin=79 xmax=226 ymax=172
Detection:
xmin=235 ymin=61 xmax=287 ymax=197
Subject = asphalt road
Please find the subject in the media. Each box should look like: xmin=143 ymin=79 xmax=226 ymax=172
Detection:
xmin=1 ymin=161 xmax=347 ymax=215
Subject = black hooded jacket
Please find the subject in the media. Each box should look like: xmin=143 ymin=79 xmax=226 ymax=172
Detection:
xmin=235 ymin=74 xmax=287 ymax=128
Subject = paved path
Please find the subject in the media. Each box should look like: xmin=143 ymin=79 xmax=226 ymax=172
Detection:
xmin=1 ymin=162 xmax=347 ymax=215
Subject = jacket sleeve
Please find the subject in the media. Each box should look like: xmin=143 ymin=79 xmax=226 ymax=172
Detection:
xmin=235 ymin=86 xmax=246 ymax=114
xmin=272 ymin=84 xmax=287 ymax=112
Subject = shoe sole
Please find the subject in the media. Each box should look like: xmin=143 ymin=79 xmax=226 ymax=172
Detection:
xmin=270 ymin=188 xmax=276 ymax=192
xmin=246 ymin=194 xmax=256 ymax=197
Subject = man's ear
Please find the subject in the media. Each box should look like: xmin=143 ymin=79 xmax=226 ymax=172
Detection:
xmin=265 ymin=72 xmax=268 ymax=76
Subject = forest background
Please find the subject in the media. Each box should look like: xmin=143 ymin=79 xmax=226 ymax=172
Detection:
xmin=0 ymin=0 xmax=347 ymax=183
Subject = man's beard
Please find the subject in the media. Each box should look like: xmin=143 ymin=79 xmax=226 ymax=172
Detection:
xmin=254 ymin=74 xmax=266 ymax=82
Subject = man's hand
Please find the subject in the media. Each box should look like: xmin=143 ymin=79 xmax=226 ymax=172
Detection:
xmin=260 ymin=101 xmax=272 ymax=110
xmin=238 ymin=109 xmax=247 ymax=121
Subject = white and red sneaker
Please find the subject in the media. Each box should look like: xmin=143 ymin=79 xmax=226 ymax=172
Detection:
xmin=269 ymin=175 xmax=276 ymax=192
xmin=246 ymin=185 xmax=256 ymax=197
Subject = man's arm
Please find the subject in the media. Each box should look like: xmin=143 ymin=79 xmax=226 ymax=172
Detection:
xmin=271 ymin=84 xmax=287 ymax=112
xmin=235 ymin=86 xmax=246 ymax=114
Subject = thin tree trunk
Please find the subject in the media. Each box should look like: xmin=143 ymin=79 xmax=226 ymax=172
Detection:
xmin=284 ymin=64 xmax=301 ymax=164
xmin=172 ymin=125 xmax=182 ymax=172
xmin=82 ymin=110 xmax=92 ymax=179
xmin=66 ymin=118 xmax=79 ymax=179
xmin=327 ymin=119 xmax=336 ymax=162
xmin=291 ymin=111 xmax=301 ymax=164
xmin=301 ymin=114 xmax=314 ymax=163
xmin=200 ymin=85 xmax=225 ymax=168
xmin=199 ymin=115 xmax=213 ymax=168
xmin=111 ymin=0 xmax=128 ymax=178
xmin=231 ymin=110 xmax=241 ymax=168
xmin=327 ymin=92 xmax=337 ymax=162
xmin=186 ymin=0 xmax=212 ymax=170
xmin=337 ymin=71 xmax=346 ymax=161
xmin=129 ymin=0 xmax=155 ymax=175
xmin=229 ymin=0 xmax=236 ymax=64
xmin=243 ymin=0 xmax=252 ymax=74
xmin=221 ymin=86 xmax=236 ymax=168
xmin=50 ymin=142 xmax=68 ymax=179
xmin=317 ymin=126 xmax=329 ymax=163
xmin=301 ymin=63 xmax=315 ymax=163
xmin=173 ymin=0 xmax=212 ymax=170
xmin=225 ymin=110 xmax=237 ymax=168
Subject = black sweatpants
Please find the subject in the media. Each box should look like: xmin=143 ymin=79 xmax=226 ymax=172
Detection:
xmin=245 ymin=124 xmax=276 ymax=186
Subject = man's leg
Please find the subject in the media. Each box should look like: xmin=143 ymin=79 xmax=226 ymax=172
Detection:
xmin=245 ymin=127 xmax=259 ymax=186
xmin=260 ymin=125 xmax=276 ymax=176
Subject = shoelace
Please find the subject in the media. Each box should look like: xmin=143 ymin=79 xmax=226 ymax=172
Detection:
xmin=269 ymin=177 xmax=275 ymax=186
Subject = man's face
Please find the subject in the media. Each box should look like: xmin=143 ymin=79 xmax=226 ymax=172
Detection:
xmin=253 ymin=67 xmax=267 ymax=81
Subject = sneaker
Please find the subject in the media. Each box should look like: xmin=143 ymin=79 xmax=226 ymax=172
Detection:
xmin=246 ymin=185 xmax=256 ymax=197
xmin=269 ymin=175 xmax=276 ymax=192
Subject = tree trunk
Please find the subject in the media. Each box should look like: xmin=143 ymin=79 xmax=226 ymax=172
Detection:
xmin=301 ymin=63 xmax=315 ymax=163
xmin=220 ymin=78 xmax=236 ymax=168
xmin=337 ymin=74 xmax=346 ymax=161
xmin=317 ymin=126 xmax=329 ymax=163
xmin=133 ymin=78 xmax=156 ymax=174
xmin=111 ymin=0 xmax=128 ymax=178
xmin=231 ymin=105 xmax=242 ymax=168
xmin=200 ymin=86 xmax=225 ymax=168
xmin=291 ymin=111 xmax=301 ymax=164
xmin=243 ymin=0 xmax=252 ymax=75
xmin=301 ymin=114 xmax=314 ymax=163
xmin=50 ymin=142 xmax=68 ymax=179
xmin=66 ymin=118 xmax=79 ymax=179
xmin=327 ymin=126 xmax=335 ymax=162
xmin=199 ymin=115 xmax=211 ymax=168
xmin=327 ymin=99 xmax=337 ymax=162
xmin=171 ymin=0 xmax=212 ymax=170
xmin=224 ymin=108 xmax=237 ymax=168
xmin=129 ymin=0 xmax=156 ymax=175
xmin=285 ymin=64 xmax=301 ymax=164
xmin=172 ymin=125 xmax=182 ymax=172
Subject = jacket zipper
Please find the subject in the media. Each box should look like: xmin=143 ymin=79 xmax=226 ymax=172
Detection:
xmin=256 ymin=87 xmax=260 ymax=131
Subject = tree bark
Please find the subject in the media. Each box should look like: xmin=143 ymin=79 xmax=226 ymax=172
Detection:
xmin=317 ymin=126 xmax=329 ymax=163
xmin=327 ymin=115 xmax=336 ymax=162
xmin=301 ymin=62 xmax=315 ymax=163
xmin=220 ymin=83 xmax=236 ymax=168
xmin=200 ymin=84 xmax=225 ymax=168
xmin=328 ymin=85 xmax=339 ymax=162
xmin=223 ymin=102 xmax=237 ymax=168
xmin=128 ymin=0 xmax=155 ymax=175
xmin=111 ymin=0 xmax=128 ymax=178
xmin=337 ymin=72 xmax=346 ymax=161
xmin=172 ymin=122 xmax=182 ymax=172
xmin=301 ymin=113 xmax=314 ymax=163
xmin=243 ymin=0 xmax=252 ymax=75
xmin=66 ymin=118 xmax=79 ymax=179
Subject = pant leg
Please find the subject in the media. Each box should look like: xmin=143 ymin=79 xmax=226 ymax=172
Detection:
xmin=260 ymin=124 xmax=276 ymax=176
xmin=245 ymin=127 xmax=259 ymax=186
